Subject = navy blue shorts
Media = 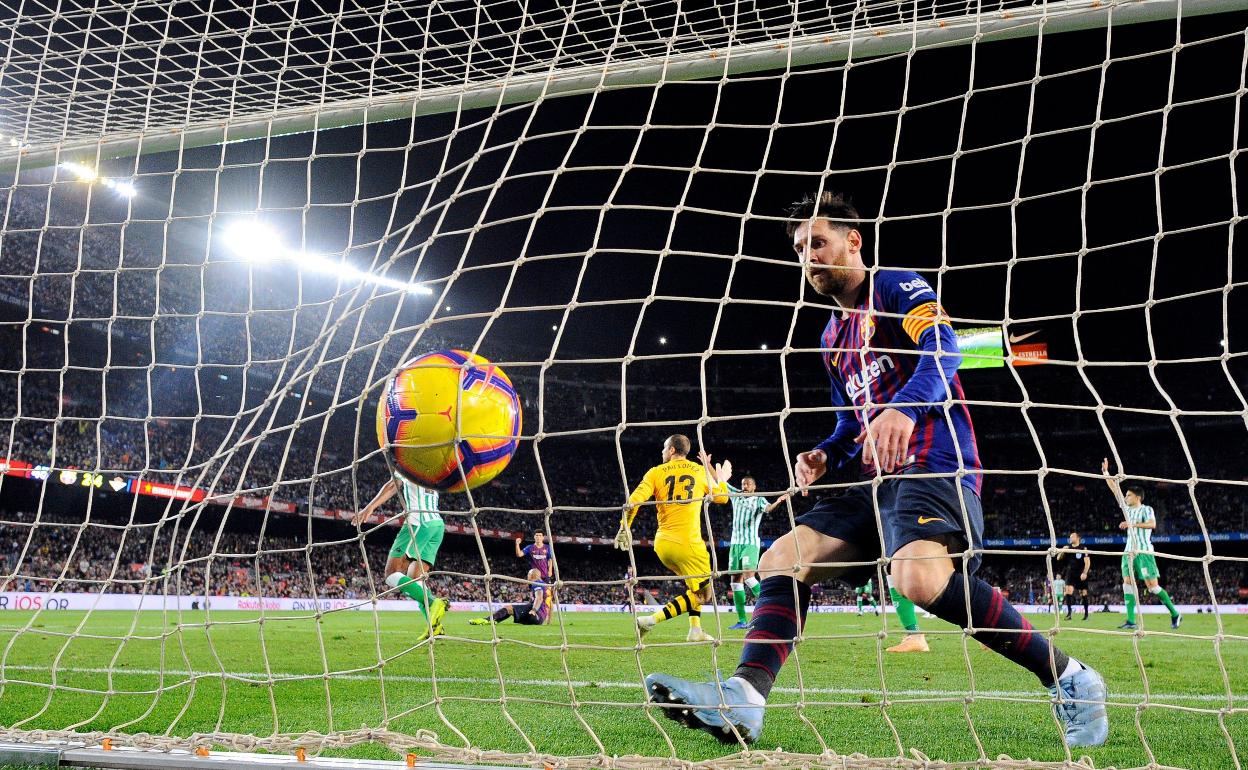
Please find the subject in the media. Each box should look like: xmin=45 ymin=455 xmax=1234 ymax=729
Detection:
xmin=794 ymin=471 xmax=984 ymax=586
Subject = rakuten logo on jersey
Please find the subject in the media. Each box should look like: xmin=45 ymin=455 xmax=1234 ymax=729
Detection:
xmin=845 ymin=355 xmax=895 ymax=400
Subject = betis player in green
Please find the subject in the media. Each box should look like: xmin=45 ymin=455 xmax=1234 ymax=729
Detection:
xmin=353 ymin=473 xmax=450 ymax=641
xmin=722 ymin=466 xmax=789 ymax=630
xmin=1102 ymin=458 xmax=1181 ymax=630
xmin=854 ymin=578 xmax=880 ymax=615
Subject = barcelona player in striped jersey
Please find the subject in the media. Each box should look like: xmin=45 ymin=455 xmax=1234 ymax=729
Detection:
xmin=645 ymin=192 xmax=1108 ymax=748
xmin=515 ymin=530 xmax=552 ymax=581
xmin=352 ymin=474 xmax=449 ymax=641
xmin=469 ymin=569 xmax=553 ymax=626
xmin=615 ymin=434 xmax=730 ymax=642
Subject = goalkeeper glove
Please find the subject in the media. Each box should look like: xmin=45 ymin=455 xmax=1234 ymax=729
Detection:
xmin=614 ymin=523 xmax=632 ymax=551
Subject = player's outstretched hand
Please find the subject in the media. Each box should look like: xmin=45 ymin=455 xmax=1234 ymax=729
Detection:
xmin=716 ymin=459 xmax=733 ymax=484
xmin=795 ymin=449 xmax=827 ymax=496
xmin=350 ymin=509 xmax=369 ymax=527
xmin=1101 ymin=457 xmax=1110 ymax=475
xmin=614 ymin=523 xmax=633 ymax=551
xmin=856 ymin=408 xmax=915 ymax=473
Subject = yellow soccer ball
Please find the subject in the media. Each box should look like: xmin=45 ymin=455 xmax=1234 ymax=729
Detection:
xmin=375 ymin=350 xmax=522 ymax=492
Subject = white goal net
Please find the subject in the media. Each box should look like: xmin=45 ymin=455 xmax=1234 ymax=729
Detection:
xmin=2 ymin=0 xmax=1248 ymax=768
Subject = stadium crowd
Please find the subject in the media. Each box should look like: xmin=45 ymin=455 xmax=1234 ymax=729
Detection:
xmin=3 ymin=182 xmax=1247 ymax=609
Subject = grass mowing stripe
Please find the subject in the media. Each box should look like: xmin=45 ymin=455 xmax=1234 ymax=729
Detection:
xmin=2 ymin=663 xmax=1242 ymax=703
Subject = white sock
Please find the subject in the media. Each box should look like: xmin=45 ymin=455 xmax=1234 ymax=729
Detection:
xmin=385 ymin=572 xmax=404 ymax=588
xmin=744 ymin=577 xmax=759 ymax=591
xmin=728 ymin=676 xmax=766 ymax=706
xmin=1059 ymin=657 xmax=1082 ymax=681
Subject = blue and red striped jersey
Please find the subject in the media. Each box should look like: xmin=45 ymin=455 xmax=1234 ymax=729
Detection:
xmin=522 ymin=543 xmax=551 ymax=580
xmin=815 ymin=269 xmax=982 ymax=493
xmin=531 ymin=582 xmax=553 ymax=624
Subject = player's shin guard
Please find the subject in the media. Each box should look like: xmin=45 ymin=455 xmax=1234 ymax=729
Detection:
xmin=889 ymin=586 xmax=919 ymax=632
xmin=731 ymin=576 xmax=810 ymax=700
xmin=924 ymin=572 xmax=1070 ymax=687
xmin=1124 ymin=583 xmax=1138 ymax=624
xmin=387 ymin=573 xmax=430 ymax=619
xmin=1150 ymin=585 xmax=1179 ymax=618
xmin=732 ymin=582 xmax=747 ymax=623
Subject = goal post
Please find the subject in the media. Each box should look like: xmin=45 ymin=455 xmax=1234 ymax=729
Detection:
xmin=2 ymin=0 xmax=1247 ymax=768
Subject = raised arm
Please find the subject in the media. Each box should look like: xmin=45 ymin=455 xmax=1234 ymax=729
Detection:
xmin=764 ymin=493 xmax=791 ymax=514
xmin=351 ymin=478 xmax=398 ymax=527
xmin=1101 ymin=457 xmax=1124 ymax=502
xmin=698 ymin=450 xmax=730 ymax=504
xmin=515 ymin=537 xmax=526 ymax=559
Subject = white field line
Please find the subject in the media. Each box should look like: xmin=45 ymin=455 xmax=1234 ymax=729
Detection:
xmin=0 ymin=664 xmax=1243 ymax=703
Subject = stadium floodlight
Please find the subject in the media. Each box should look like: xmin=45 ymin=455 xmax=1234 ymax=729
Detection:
xmin=103 ymin=178 xmax=137 ymax=198
xmin=223 ymin=219 xmax=432 ymax=295
xmin=223 ymin=220 xmax=284 ymax=261
xmin=59 ymin=161 xmax=97 ymax=183
xmin=58 ymin=161 xmax=137 ymax=197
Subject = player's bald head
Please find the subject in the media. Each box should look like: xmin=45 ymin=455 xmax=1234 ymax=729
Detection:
xmin=664 ymin=434 xmax=691 ymax=457
xmin=527 ymin=568 xmax=542 ymax=581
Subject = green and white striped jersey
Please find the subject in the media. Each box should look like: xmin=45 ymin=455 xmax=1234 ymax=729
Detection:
xmin=1122 ymin=503 xmax=1155 ymax=553
xmin=727 ymin=484 xmax=768 ymax=548
xmin=395 ymin=474 xmax=441 ymax=526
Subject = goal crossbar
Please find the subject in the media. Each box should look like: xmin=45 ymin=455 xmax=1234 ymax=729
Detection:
xmin=3 ymin=0 xmax=1246 ymax=173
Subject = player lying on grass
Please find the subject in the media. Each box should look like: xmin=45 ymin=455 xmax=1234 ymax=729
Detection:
xmin=353 ymin=473 xmax=449 ymax=641
xmin=469 ymin=569 xmax=553 ymax=626
xmin=615 ymin=434 xmax=729 ymax=642
xmin=644 ymin=192 xmax=1108 ymax=748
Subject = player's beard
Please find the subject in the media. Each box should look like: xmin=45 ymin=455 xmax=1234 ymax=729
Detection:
xmin=805 ymin=262 xmax=852 ymax=297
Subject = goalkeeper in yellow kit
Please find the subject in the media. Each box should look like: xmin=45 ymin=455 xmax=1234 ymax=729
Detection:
xmin=615 ymin=434 xmax=730 ymax=642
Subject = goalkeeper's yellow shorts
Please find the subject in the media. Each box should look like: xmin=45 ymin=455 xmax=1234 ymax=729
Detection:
xmin=654 ymin=535 xmax=711 ymax=592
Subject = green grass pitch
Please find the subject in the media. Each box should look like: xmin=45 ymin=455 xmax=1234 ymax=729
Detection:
xmin=1 ymin=609 xmax=1245 ymax=768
